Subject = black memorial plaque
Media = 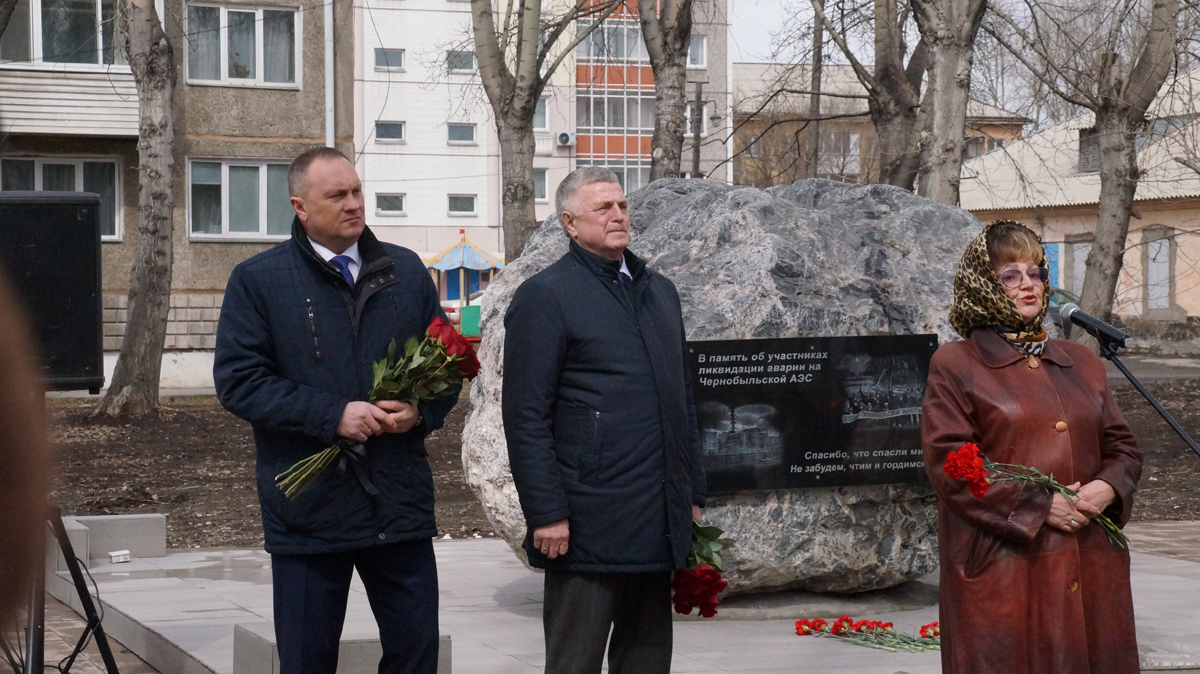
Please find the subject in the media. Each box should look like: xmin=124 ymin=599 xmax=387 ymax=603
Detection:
xmin=689 ymin=334 xmax=939 ymax=493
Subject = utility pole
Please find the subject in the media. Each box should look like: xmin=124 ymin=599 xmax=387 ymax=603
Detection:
xmin=691 ymin=81 xmax=704 ymax=178
xmin=804 ymin=0 xmax=823 ymax=179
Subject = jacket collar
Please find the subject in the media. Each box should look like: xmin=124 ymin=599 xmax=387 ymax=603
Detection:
xmin=292 ymin=216 xmax=393 ymax=284
xmin=971 ymin=327 xmax=1073 ymax=368
xmin=569 ymin=239 xmax=648 ymax=281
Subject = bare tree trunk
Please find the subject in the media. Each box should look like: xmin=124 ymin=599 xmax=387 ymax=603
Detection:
xmin=640 ymin=0 xmax=693 ymax=181
xmin=93 ymin=0 xmax=175 ymax=418
xmin=1080 ymin=111 xmax=1140 ymax=325
xmin=803 ymin=5 xmax=823 ymax=180
xmin=497 ymin=120 xmax=537 ymax=259
xmin=912 ymin=0 xmax=986 ymax=205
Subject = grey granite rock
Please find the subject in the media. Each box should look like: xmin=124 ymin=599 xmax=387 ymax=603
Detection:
xmin=461 ymin=178 xmax=982 ymax=595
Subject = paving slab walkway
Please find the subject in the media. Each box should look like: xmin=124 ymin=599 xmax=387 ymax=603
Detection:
xmin=43 ymin=521 xmax=1200 ymax=674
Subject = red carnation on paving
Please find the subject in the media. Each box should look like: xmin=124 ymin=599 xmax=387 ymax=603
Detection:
xmin=944 ymin=442 xmax=991 ymax=497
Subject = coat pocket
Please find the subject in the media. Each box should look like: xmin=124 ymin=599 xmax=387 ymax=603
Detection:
xmin=963 ymin=527 xmax=1004 ymax=579
xmin=304 ymin=298 xmax=325 ymax=365
xmin=553 ymin=405 xmax=603 ymax=484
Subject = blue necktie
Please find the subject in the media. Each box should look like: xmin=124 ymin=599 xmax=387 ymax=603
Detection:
xmin=330 ymin=255 xmax=355 ymax=287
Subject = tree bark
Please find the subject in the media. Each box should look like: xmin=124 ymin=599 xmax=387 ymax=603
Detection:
xmin=803 ymin=4 xmax=823 ymax=180
xmin=497 ymin=120 xmax=537 ymax=259
xmin=641 ymin=0 xmax=693 ymax=181
xmin=912 ymin=0 xmax=985 ymax=205
xmin=93 ymin=0 xmax=175 ymax=418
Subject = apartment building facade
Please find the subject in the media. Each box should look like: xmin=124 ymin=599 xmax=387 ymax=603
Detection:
xmin=0 ymin=0 xmax=354 ymax=385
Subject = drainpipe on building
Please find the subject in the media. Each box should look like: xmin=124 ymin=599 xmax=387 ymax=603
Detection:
xmin=325 ymin=0 xmax=335 ymax=147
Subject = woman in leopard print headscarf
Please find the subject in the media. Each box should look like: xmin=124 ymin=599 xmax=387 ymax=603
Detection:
xmin=921 ymin=220 xmax=1143 ymax=674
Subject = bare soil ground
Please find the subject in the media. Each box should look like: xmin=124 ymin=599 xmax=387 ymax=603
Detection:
xmin=50 ymin=380 xmax=1200 ymax=548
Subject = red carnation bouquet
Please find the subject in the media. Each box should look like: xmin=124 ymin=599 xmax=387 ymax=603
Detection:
xmin=276 ymin=317 xmax=481 ymax=499
xmin=796 ymin=615 xmax=940 ymax=652
xmin=943 ymin=442 xmax=1129 ymax=548
xmin=671 ymin=523 xmax=728 ymax=618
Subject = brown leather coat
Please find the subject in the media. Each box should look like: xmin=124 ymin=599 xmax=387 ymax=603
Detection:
xmin=921 ymin=329 xmax=1142 ymax=674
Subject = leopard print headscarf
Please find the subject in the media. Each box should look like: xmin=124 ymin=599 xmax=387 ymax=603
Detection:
xmin=948 ymin=220 xmax=1050 ymax=340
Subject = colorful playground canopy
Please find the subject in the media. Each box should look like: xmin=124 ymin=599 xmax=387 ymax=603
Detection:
xmin=423 ymin=234 xmax=505 ymax=271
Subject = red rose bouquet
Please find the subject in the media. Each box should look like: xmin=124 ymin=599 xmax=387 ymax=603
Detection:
xmin=275 ymin=317 xmax=480 ymax=499
xmin=795 ymin=615 xmax=940 ymax=652
xmin=943 ymin=442 xmax=1129 ymax=548
xmin=671 ymin=523 xmax=728 ymax=618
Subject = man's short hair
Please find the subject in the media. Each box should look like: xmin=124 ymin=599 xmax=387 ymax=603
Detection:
xmin=555 ymin=167 xmax=621 ymax=218
xmin=288 ymin=147 xmax=352 ymax=197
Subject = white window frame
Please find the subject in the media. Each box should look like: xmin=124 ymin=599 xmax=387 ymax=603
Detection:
xmin=0 ymin=156 xmax=123 ymax=240
xmin=447 ymin=122 xmax=477 ymax=145
xmin=533 ymin=97 xmax=550 ymax=131
xmin=448 ymin=193 xmax=477 ymax=216
xmin=374 ymin=47 xmax=405 ymax=71
xmin=375 ymin=121 xmax=406 ymax=143
xmin=447 ymin=50 xmax=475 ymax=73
xmin=183 ymin=4 xmax=303 ymax=89
xmin=687 ymin=35 xmax=706 ymax=69
xmin=684 ymin=102 xmax=710 ymax=138
xmin=0 ymin=0 xmax=133 ymax=69
xmin=533 ymin=168 xmax=548 ymax=202
xmin=375 ymin=192 xmax=407 ymax=216
xmin=187 ymin=158 xmax=293 ymax=241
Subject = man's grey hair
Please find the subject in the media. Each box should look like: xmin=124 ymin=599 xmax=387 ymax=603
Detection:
xmin=555 ymin=167 xmax=621 ymax=218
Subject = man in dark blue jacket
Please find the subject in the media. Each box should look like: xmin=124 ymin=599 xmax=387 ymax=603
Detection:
xmin=503 ymin=167 xmax=706 ymax=674
xmin=214 ymin=147 xmax=458 ymax=674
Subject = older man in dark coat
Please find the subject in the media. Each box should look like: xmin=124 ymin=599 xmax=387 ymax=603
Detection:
xmin=214 ymin=147 xmax=459 ymax=674
xmin=503 ymin=167 xmax=706 ymax=674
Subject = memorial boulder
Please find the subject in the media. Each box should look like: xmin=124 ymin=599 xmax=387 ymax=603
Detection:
xmin=461 ymin=179 xmax=981 ymax=594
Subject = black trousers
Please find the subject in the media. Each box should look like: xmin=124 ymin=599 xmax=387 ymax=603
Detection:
xmin=271 ymin=539 xmax=439 ymax=674
xmin=543 ymin=570 xmax=673 ymax=674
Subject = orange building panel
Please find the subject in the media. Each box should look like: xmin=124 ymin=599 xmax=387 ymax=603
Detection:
xmin=577 ymin=136 xmax=593 ymax=154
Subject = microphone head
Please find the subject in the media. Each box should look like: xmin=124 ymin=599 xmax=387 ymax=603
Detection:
xmin=1060 ymin=302 xmax=1080 ymax=322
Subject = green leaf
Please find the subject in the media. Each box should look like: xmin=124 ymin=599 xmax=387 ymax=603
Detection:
xmin=697 ymin=525 xmax=724 ymax=541
xmin=405 ymin=336 xmax=420 ymax=357
xmin=407 ymin=355 xmax=427 ymax=370
xmin=709 ymin=551 xmax=723 ymax=572
xmin=387 ymin=339 xmax=399 ymax=364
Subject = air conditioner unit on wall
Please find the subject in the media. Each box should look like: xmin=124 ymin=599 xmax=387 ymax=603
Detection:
xmin=556 ymin=132 xmax=575 ymax=147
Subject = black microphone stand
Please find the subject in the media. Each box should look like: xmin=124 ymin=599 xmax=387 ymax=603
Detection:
xmin=1098 ymin=340 xmax=1200 ymax=461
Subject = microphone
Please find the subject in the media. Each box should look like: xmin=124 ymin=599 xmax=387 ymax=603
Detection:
xmin=1059 ymin=303 xmax=1133 ymax=348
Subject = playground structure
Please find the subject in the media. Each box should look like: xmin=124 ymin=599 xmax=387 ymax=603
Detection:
xmin=423 ymin=231 xmax=504 ymax=338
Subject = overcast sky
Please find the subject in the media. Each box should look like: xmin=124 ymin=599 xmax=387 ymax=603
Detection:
xmin=730 ymin=0 xmax=792 ymax=63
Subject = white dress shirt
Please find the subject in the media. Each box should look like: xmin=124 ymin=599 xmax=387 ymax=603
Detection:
xmin=308 ymin=238 xmax=361 ymax=282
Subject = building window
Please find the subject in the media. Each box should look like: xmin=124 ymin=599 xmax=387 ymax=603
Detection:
xmin=818 ymin=130 xmax=861 ymax=181
xmin=376 ymin=193 xmax=406 ymax=215
xmin=376 ymin=121 xmax=405 ymax=141
xmin=447 ymin=50 xmax=475 ymax=72
xmin=687 ymin=35 xmax=706 ymax=68
xmin=1078 ymin=128 xmax=1100 ymax=173
xmin=576 ymin=93 xmax=655 ymax=133
xmin=374 ymin=48 xmax=404 ymax=69
xmin=1143 ymin=229 xmax=1176 ymax=312
xmin=0 ymin=157 xmax=121 ymax=238
xmin=684 ymin=102 xmax=710 ymax=138
xmin=533 ymin=97 xmax=549 ymax=131
xmin=575 ymin=20 xmax=648 ymax=62
xmin=578 ymin=160 xmax=651 ymax=193
xmin=448 ymin=194 xmax=476 ymax=214
xmin=533 ymin=169 xmax=547 ymax=201
xmin=743 ymin=134 xmax=761 ymax=158
xmin=447 ymin=123 xmax=476 ymax=144
xmin=0 ymin=0 xmax=126 ymax=65
xmin=1064 ymin=239 xmax=1093 ymax=296
xmin=188 ymin=160 xmax=292 ymax=238
xmin=185 ymin=5 xmax=299 ymax=85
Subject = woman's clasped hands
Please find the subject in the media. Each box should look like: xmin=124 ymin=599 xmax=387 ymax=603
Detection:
xmin=1046 ymin=480 xmax=1117 ymax=533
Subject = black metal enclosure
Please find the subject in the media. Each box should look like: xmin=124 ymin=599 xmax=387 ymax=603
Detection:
xmin=0 ymin=191 xmax=105 ymax=394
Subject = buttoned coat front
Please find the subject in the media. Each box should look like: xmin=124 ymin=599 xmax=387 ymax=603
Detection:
xmin=921 ymin=329 xmax=1142 ymax=674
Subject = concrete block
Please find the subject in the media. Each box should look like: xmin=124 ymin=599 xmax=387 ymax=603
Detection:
xmin=49 ymin=517 xmax=90 ymax=573
xmin=118 ymin=295 xmax=128 ymax=308
xmin=179 ymin=335 xmax=203 ymax=349
xmin=103 ymin=309 xmax=118 ymax=323
xmin=201 ymin=335 xmax=217 ymax=349
xmin=116 ymin=309 xmax=128 ymax=322
xmin=188 ymin=321 xmax=215 ymax=335
xmin=70 ymin=514 xmax=166 ymax=559
xmin=103 ymin=323 xmax=126 ymax=337
xmin=169 ymin=294 xmax=187 ymax=308
xmin=103 ymin=337 xmax=123 ymax=351
xmin=191 ymin=294 xmax=215 ymax=308
xmin=166 ymin=322 xmax=188 ymax=335
xmin=163 ymin=335 xmax=177 ymax=349
xmin=167 ymin=309 xmax=177 ymax=321
xmin=103 ymin=295 xmax=120 ymax=309
xmin=202 ymin=308 xmax=222 ymax=321
xmin=233 ymin=623 xmax=452 ymax=674
xmin=214 ymin=294 xmax=224 ymax=308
